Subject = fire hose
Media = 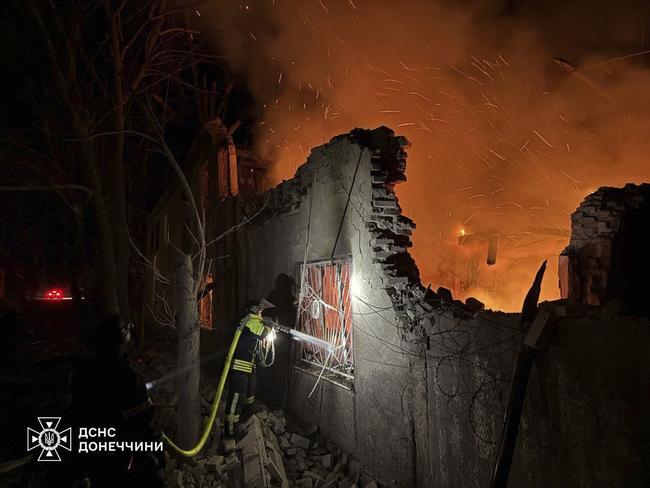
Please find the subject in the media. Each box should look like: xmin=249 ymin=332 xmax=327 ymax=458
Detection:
xmin=161 ymin=321 xmax=332 ymax=457
xmin=161 ymin=323 xmax=244 ymax=457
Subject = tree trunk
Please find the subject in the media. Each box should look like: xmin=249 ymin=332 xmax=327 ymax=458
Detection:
xmin=80 ymin=139 xmax=121 ymax=316
xmin=175 ymin=252 xmax=201 ymax=449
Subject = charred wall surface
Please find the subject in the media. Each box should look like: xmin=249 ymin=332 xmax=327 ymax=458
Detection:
xmin=560 ymin=184 xmax=650 ymax=316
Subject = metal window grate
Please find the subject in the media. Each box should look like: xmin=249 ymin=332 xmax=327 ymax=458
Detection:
xmin=297 ymin=259 xmax=353 ymax=376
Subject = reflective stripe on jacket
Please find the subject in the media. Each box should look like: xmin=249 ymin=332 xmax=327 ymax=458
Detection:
xmin=231 ymin=314 xmax=271 ymax=373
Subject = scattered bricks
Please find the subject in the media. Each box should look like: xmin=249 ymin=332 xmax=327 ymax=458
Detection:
xmin=170 ymin=470 xmax=183 ymax=488
xmin=437 ymin=287 xmax=453 ymax=302
xmin=257 ymin=410 xmax=269 ymax=421
xmin=296 ymin=478 xmax=314 ymax=488
xmin=303 ymin=471 xmax=324 ymax=482
xmin=189 ymin=464 xmax=207 ymax=480
xmin=465 ymin=297 xmax=485 ymax=313
xmin=318 ymin=454 xmax=333 ymax=469
xmin=279 ymin=436 xmax=291 ymax=449
xmin=268 ymin=413 xmax=287 ymax=435
xmin=291 ymin=433 xmax=311 ymax=449
xmin=312 ymin=445 xmax=327 ymax=456
xmin=338 ymin=480 xmax=356 ymax=488
xmin=205 ymin=455 xmax=225 ymax=474
xmin=223 ymin=438 xmax=237 ymax=453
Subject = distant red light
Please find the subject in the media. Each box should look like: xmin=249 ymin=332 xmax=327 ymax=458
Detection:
xmin=46 ymin=288 xmax=63 ymax=300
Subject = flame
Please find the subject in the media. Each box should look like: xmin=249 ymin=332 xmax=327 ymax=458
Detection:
xmin=201 ymin=0 xmax=650 ymax=311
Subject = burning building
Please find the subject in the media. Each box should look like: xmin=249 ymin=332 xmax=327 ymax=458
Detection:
xmin=145 ymin=124 xmax=650 ymax=487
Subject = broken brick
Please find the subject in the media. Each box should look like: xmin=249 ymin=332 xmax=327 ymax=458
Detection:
xmin=291 ymin=433 xmax=311 ymax=449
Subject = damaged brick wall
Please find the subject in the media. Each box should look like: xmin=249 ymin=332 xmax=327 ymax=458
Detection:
xmin=213 ymin=127 xmax=427 ymax=487
xmin=211 ymin=126 xmax=526 ymax=488
xmin=560 ymin=184 xmax=650 ymax=316
xmin=209 ymin=127 xmax=650 ymax=488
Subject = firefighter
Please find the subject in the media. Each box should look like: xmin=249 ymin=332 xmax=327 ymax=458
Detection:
xmin=224 ymin=299 xmax=275 ymax=438
xmin=68 ymin=314 xmax=166 ymax=488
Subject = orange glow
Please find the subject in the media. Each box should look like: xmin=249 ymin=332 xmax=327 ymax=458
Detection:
xmin=203 ymin=1 xmax=650 ymax=311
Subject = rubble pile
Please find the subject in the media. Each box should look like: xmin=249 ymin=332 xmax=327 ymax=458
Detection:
xmin=260 ymin=409 xmax=379 ymax=488
xmin=141 ymin=344 xmax=380 ymax=487
xmin=162 ymin=407 xmax=380 ymax=488
xmin=168 ymin=450 xmax=241 ymax=488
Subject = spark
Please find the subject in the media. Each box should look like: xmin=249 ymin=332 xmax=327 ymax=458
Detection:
xmin=450 ymin=65 xmax=483 ymax=85
xmin=584 ymin=49 xmax=650 ymax=69
xmin=437 ymin=89 xmax=460 ymax=100
xmin=317 ymin=0 xmax=329 ymax=13
xmin=409 ymin=91 xmax=432 ymax=103
xmin=399 ymin=61 xmax=423 ymax=72
xmin=487 ymin=148 xmax=506 ymax=161
xmin=402 ymin=72 xmax=424 ymax=84
xmin=533 ymin=130 xmax=554 ymax=149
xmin=472 ymin=62 xmax=495 ymax=82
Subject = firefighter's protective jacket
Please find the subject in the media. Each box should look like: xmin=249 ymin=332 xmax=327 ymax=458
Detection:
xmin=231 ymin=313 xmax=271 ymax=373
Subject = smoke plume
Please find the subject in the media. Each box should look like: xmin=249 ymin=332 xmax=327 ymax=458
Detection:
xmin=197 ymin=0 xmax=650 ymax=310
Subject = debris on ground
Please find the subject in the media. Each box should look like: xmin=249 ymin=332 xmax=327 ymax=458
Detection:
xmin=142 ymin=352 xmax=380 ymax=487
xmin=162 ymin=406 xmax=379 ymax=488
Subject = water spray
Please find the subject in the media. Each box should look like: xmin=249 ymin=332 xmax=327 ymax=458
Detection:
xmin=158 ymin=321 xmax=331 ymax=457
